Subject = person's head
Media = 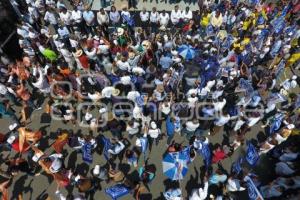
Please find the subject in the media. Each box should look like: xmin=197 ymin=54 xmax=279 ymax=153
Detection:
xmin=122 ymin=6 xmax=127 ymax=11
xmin=152 ymin=7 xmax=156 ymax=12
xmin=100 ymin=8 xmax=105 ymax=14
xmin=125 ymin=149 xmax=133 ymax=158
xmin=142 ymin=7 xmax=146 ymax=12
xmin=111 ymin=6 xmax=116 ymax=12
xmin=162 ymin=9 xmax=166 ymax=15
xmin=175 ymin=5 xmax=179 ymax=11
xmin=216 ymin=10 xmax=221 ymax=17
xmin=186 ymin=6 xmax=189 ymax=12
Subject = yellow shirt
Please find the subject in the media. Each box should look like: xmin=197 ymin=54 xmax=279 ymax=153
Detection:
xmin=201 ymin=13 xmax=211 ymax=27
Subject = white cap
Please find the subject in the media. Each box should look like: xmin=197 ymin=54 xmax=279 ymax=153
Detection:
xmin=171 ymin=50 xmax=178 ymax=56
xmin=99 ymin=108 xmax=107 ymax=114
xmin=292 ymin=75 xmax=297 ymax=80
xmin=9 ymin=123 xmax=18 ymax=131
xmin=172 ymin=57 xmax=181 ymax=63
xmin=287 ymin=124 xmax=295 ymax=129
xmin=93 ymin=165 xmax=100 ymax=175
xmin=150 ymin=121 xmax=157 ymax=129
xmin=7 ymin=135 xmax=16 ymax=144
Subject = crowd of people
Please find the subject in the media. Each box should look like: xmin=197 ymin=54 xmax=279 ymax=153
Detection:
xmin=0 ymin=0 xmax=300 ymax=199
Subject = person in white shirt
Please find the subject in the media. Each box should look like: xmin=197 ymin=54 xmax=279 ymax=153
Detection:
xmin=108 ymin=140 xmax=125 ymax=155
xmin=83 ymin=7 xmax=96 ymax=35
xmin=109 ymin=6 xmax=120 ymax=27
xmin=147 ymin=121 xmax=161 ymax=146
xmin=189 ymin=178 xmax=208 ymax=200
xmin=150 ymin=7 xmax=159 ymax=34
xmin=58 ymin=43 xmax=75 ymax=69
xmin=121 ymin=7 xmax=131 ymax=24
xmin=183 ymin=118 xmax=200 ymax=140
xmin=171 ymin=5 xmax=182 ymax=27
xmin=182 ymin=6 xmax=193 ymax=22
xmin=140 ymin=8 xmax=149 ymax=33
xmin=71 ymin=7 xmax=85 ymax=33
xmin=59 ymin=8 xmax=72 ymax=32
xmin=97 ymin=8 xmax=109 ymax=37
xmin=226 ymin=176 xmax=246 ymax=192
xmin=126 ymin=120 xmax=140 ymax=139
xmin=44 ymin=8 xmax=58 ymax=30
xmin=159 ymin=10 xmax=170 ymax=28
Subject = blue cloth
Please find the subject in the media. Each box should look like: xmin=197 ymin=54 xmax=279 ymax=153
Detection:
xmin=232 ymin=157 xmax=244 ymax=174
xmin=102 ymin=136 xmax=112 ymax=160
xmin=269 ymin=113 xmax=285 ymax=135
xmin=244 ymin=176 xmax=263 ymax=200
xmin=166 ymin=116 xmax=175 ymax=136
xmin=139 ymin=137 xmax=148 ymax=154
xmin=82 ymin=142 xmax=93 ymax=163
xmin=245 ymin=141 xmax=259 ymax=166
xmin=199 ymin=143 xmax=211 ymax=168
xmin=105 ymin=184 xmax=131 ymax=200
xmin=159 ymin=56 xmax=173 ymax=70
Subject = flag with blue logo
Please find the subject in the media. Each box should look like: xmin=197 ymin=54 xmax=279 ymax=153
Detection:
xmin=244 ymin=175 xmax=264 ymax=200
xmin=200 ymin=143 xmax=212 ymax=168
xmin=269 ymin=113 xmax=285 ymax=135
xmin=105 ymin=184 xmax=131 ymax=200
xmin=245 ymin=141 xmax=259 ymax=166
xmin=82 ymin=142 xmax=93 ymax=163
xmin=232 ymin=157 xmax=244 ymax=174
xmin=272 ymin=16 xmax=285 ymax=34
xmin=181 ymin=146 xmax=191 ymax=164
xmin=102 ymin=136 xmax=112 ymax=160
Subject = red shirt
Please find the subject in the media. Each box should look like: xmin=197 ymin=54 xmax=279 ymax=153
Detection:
xmin=212 ymin=149 xmax=226 ymax=163
xmin=78 ymin=55 xmax=90 ymax=69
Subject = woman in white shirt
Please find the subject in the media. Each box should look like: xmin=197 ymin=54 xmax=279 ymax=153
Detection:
xmin=147 ymin=121 xmax=161 ymax=147
xmin=126 ymin=120 xmax=140 ymax=139
xmin=109 ymin=6 xmax=120 ymax=28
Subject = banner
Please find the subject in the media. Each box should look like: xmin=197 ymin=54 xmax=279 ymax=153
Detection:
xmin=245 ymin=141 xmax=259 ymax=166
xmin=269 ymin=113 xmax=285 ymax=135
xmin=82 ymin=142 xmax=93 ymax=163
xmin=102 ymin=136 xmax=112 ymax=160
xmin=139 ymin=137 xmax=148 ymax=154
xmin=232 ymin=157 xmax=244 ymax=174
xmin=244 ymin=175 xmax=264 ymax=200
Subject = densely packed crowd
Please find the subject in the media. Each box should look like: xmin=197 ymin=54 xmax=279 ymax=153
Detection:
xmin=0 ymin=0 xmax=300 ymax=199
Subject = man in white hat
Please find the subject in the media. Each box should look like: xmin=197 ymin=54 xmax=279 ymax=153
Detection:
xmin=147 ymin=121 xmax=161 ymax=147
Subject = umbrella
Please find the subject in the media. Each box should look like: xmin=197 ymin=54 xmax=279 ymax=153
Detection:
xmin=177 ymin=45 xmax=195 ymax=60
xmin=162 ymin=152 xmax=188 ymax=180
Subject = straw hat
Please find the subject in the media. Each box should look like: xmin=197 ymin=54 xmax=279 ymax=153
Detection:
xmin=156 ymin=84 xmax=164 ymax=93
xmin=159 ymin=25 xmax=166 ymax=31
xmin=75 ymin=49 xmax=83 ymax=57
xmin=106 ymin=112 xmax=114 ymax=121
xmin=112 ymin=88 xmax=120 ymax=96
xmin=117 ymin=28 xmax=124 ymax=36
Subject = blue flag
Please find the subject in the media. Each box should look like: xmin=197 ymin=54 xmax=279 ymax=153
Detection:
xmin=105 ymin=184 xmax=131 ymax=199
xmin=82 ymin=142 xmax=93 ymax=163
xmin=102 ymin=136 xmax=112 ymax=160
xmin=122 ymin=14 xmax=135 ymax=27
xmin=245 ymin=141 xmax=259 ymax=166
xmin=181 ymin=147 xmax=191 ymax=164
xmin=248 ymin=0 xmax=259 ymax=5
xmin=200 ymin=143 xmax=211 ymax=168
xmin=232 ymin=157 xmax=244 ymax=174
xmin=244 ymin=176 xmax=264 ymax=200
xmin=269 ymin=113 xmax=285 ymax=135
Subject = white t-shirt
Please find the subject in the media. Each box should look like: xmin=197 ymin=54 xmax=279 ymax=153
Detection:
xmin=101 ymin=86 xmax=114 ymax=98
xmin=186 ymin=121 xmax=199 ymax=132
xmin=59 ymin=11 xmax=72 ymax=25
xmin=171 ymin=10 xmax=182 ymax=24
xmin=150 ymin=11 xmax=159 ymax=23
xmin=148 ymin=128 xmax=161 ymax=139
xmin=181 ymin=10 xmax=192 ymax=21
xmin=140 ymin=11 xmax=149 ymax=22
xmin=189 ymin=182 xmax=208 ymax=200
xmin=71 ymin=10 xmax=83 ymax=23
xmin=44 ymin=11 xmax=57 ymax=24
xmin=215 ymin=114 xmax=230 ymax=126
xmin=126 ymin=122 xmax=140 ymax=135
xmin=159 ymin=13 xmax=170 ymax=27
